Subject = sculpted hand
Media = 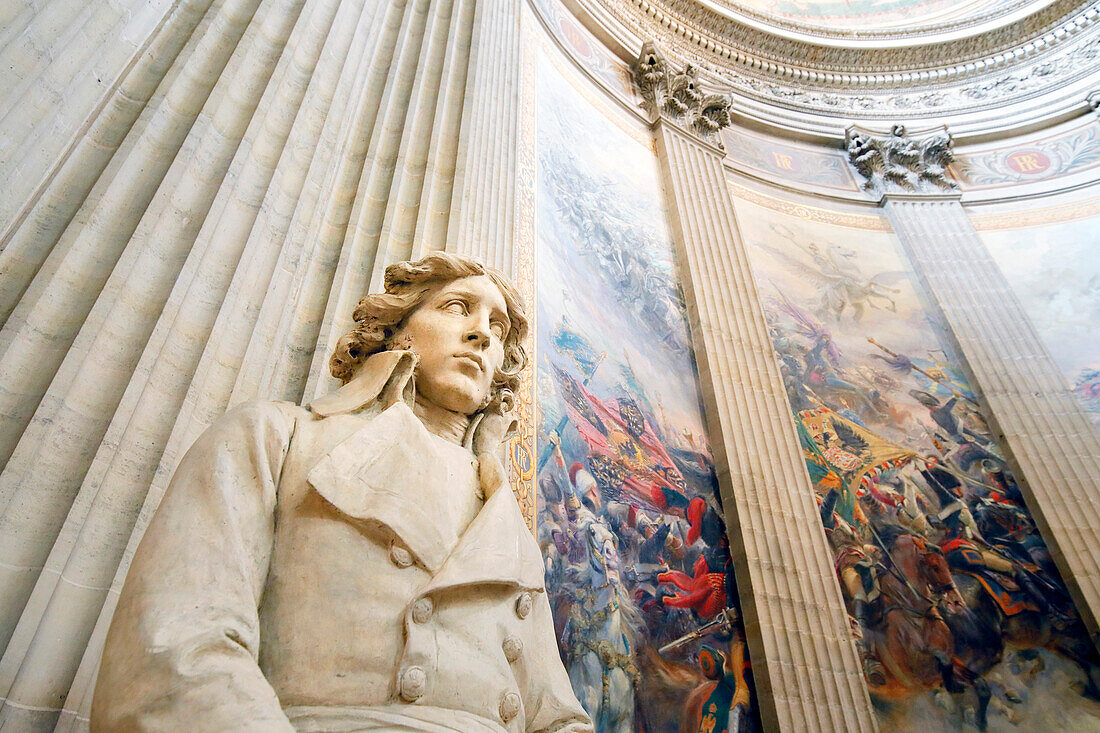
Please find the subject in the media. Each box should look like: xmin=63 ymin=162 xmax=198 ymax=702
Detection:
xmin=473 ymin=412 xmax=517 ymax=500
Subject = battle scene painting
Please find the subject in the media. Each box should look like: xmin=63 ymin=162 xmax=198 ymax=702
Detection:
xmin=734 ymin=193 xmax=1100 ymax=732
xmin=978 ymin=213 xmax=1100 ymax=432
xmin=533 ymin=45 xmax=760 ymax=733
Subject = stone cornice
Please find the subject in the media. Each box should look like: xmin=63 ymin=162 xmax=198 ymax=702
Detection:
xmin=568 ymin=0 xmax=1100 ymax=134
xmin=606 ymin=0 xmax=1099 ymax=81
xmin=704 ymin=0 xmax=1044 ymax=43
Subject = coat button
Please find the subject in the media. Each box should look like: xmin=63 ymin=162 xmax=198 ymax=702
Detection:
xmin=390 ymin=542 xmax=413 ymax=568
xmin=515 ymin=592 xmax=532 ymax=619
xmin=499 ymin=691 xmax=522 ymax=723
xmin=502 ymin=635 xmax=523 ymax=662
xmin=399 ymin=666 xmax=426 ymax=701
xmin=411 ymin=597 xmax=434 ymax=624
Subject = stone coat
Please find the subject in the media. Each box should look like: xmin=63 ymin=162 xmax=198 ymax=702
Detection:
xmin=92 ymin=351 xmax=591 ymax=733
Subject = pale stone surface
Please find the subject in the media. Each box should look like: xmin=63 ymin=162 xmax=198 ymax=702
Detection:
xmin=652 ymin=117 xmax=878 ymax=732
xmin=92 ymin=255 xmax=591 ymax=731
xmin=0 ymin=0 xmax=512 ymax=727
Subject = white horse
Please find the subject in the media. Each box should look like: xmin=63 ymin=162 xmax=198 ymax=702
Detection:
xmin=564 ymin=511 xmax=642 ymax=733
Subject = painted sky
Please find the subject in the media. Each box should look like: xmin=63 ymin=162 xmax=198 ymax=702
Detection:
xmin=981 ymin=216 xmax=1100 ymax=427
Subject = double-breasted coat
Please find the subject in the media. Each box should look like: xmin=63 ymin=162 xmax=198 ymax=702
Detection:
xmin=91 ymin=351 xmax=592 ymax=733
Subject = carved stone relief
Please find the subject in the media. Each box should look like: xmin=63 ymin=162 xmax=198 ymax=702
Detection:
xmin=845 ymin=124 xmax=958 ymax=193
xmin=632 ymin=42 xmax=732 ymax=144
xmin=575 ymin=0 xmax=1100 ymax=129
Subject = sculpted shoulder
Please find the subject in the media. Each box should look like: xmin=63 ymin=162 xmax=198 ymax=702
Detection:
xmin=189 ymin=398 xmax=312 ymax=465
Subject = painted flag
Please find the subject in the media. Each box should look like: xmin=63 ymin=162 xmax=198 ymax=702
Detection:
xmin=552 ymin=322 xmax=602 ymax=375
xmin=553 ymin=365 xmax=687 ymax=511
xmin=797 ymin=406 xmax=915 ymax=517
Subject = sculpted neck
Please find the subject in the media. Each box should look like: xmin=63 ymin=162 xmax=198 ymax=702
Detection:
xmin=413 ymin=395 xmax=471 ymax=445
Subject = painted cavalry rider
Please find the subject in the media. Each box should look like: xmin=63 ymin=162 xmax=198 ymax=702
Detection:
xmin=933 ymin=488 xmax=1068 ymax=626
xmin=819 ymin=483 xmax=886 ymax=687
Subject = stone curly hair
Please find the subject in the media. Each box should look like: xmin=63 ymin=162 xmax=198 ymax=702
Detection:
xmin=329 ymin=252 xmax=529 ymax=414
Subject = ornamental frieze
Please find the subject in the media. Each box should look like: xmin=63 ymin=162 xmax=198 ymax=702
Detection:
xmin=572 ymin=0 xmax=1100 ymax=129
xmin=601 ymin=0 xmax=1095 ymax=74
xmin=596 ymin=3 xmax=1100 ymax=125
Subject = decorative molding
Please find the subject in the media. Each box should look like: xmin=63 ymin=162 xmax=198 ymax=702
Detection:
xmin=727 ymin=181 xmax=895 ymax=229
xmin=702 ymin=0 xmax=1043 ymax=42
xmin=1089 ymin=89 xmax=1100 ymax=114
xmin=845 ymin=124 xmax=958 ymax=194
xmin=632 ymin=41 xmax=731 ymax=144
xmin=616 ymin=0 xmax=1097 ymax=77
xmin=571 ymin=0 xmax=1100 ymax=131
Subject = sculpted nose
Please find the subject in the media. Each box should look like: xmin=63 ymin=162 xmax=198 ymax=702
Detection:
xmin=465 ymin=314 xmax=491 ymax=347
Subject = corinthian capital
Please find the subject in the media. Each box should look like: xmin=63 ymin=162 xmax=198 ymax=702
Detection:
xmin=845 ymin=124 xmax=957 ymax=195
xmin=633 ymin=42 xmax=731 ymax=145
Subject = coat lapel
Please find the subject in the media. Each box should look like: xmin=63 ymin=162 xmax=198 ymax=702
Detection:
xmin=304 ymin=348 xmax=541 ymax=588
xmin=306 ymin=403 xmax=458 ymax=572
xmin=423 ymin=482 xmax=545 ymax=595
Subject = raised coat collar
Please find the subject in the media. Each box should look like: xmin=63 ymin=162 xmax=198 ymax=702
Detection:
xmin=305 ymin=351 xmax=540 ymax=592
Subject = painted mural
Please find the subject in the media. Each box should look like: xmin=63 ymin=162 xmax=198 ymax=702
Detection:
xmin=976 ymin=210 xmax=1100 ymax=431
xmin=722 ymin=128 xmax=856 ymax=191
xmin=533 ymin=42 xmax=760 ymax=733
xmin=954 ymin=121 xmax=1100 ymax=190
xmin=733 ymin=191 xmax=1100 ymax=732
xmin=529 ymin=0 xmax=634 ymax=102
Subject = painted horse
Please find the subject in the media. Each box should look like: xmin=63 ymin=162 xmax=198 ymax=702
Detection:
xmin=943 ymin=563 xmax=1100 ymax=706
xmin=862 ymin=527 xmax=985 ymax=722
xmin=564 ymin=511 xmax=642 ymax=732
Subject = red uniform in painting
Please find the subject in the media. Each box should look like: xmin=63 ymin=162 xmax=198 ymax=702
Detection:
xmin=659 ymin=555 xmax=726 ymax=620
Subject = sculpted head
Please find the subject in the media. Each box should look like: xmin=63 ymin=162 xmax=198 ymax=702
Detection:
xmin=330 ymin=253 xmax=529 ymax=416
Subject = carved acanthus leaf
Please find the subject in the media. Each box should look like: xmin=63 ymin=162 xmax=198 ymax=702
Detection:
xmin=632 ymin=41 xmax=731 ymax=144
xmin=845 ymin=125 xmax=958 ymax=194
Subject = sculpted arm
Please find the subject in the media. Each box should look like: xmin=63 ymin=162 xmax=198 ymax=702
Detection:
xmin=91 ymin=401 xmax=298 ymax=732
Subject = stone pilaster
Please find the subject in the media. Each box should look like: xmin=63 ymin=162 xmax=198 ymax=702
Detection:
xmin=445 ymin=0 xmax=521 ymax=277
xmin=847 ymin=123 xmax=1100 ymax=643
xmin=640 ymin=45 xmax=877 ymax=733
xmin=884 ymin=192 xmax=1100 ymax=643
xmin=0 ymin=0 xmax=503 ymax=727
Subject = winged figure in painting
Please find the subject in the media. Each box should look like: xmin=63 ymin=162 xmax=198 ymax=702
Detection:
xmin=751 ymin=223 xmax=907 ymax=323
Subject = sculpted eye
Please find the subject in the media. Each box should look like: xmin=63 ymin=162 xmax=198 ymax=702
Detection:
xmin=442 ymin=299 xmax=468 ymax=316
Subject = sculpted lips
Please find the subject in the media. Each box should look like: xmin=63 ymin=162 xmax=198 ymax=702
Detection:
xmin=454 ymin=352 xmax=485 ymax=373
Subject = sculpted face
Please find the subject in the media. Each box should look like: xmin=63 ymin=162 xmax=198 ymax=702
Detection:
xmin=394 ymin=275 xmax=510 ymax=415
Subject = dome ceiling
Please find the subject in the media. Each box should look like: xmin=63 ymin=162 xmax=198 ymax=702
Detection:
xmin=565 ymin=0 xmax=1099 ymax=137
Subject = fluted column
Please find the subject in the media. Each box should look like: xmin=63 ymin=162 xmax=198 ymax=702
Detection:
xmin=445 ymin=0 xmax=521 ymax=277
xmin=884 ymin=192 xmax=1100 ymax=641
xmin=443 ymin=0 xmax=537 ymax=524
xmin=638 ymin=52 xmax=877 ymax=730
xmin=845 ymin=122 xmax=1100 ymax=643
xmin=655 ymin=118 xmax=876 ymax=733
xmin=0 ymin=0 xmax=500 ymax=727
